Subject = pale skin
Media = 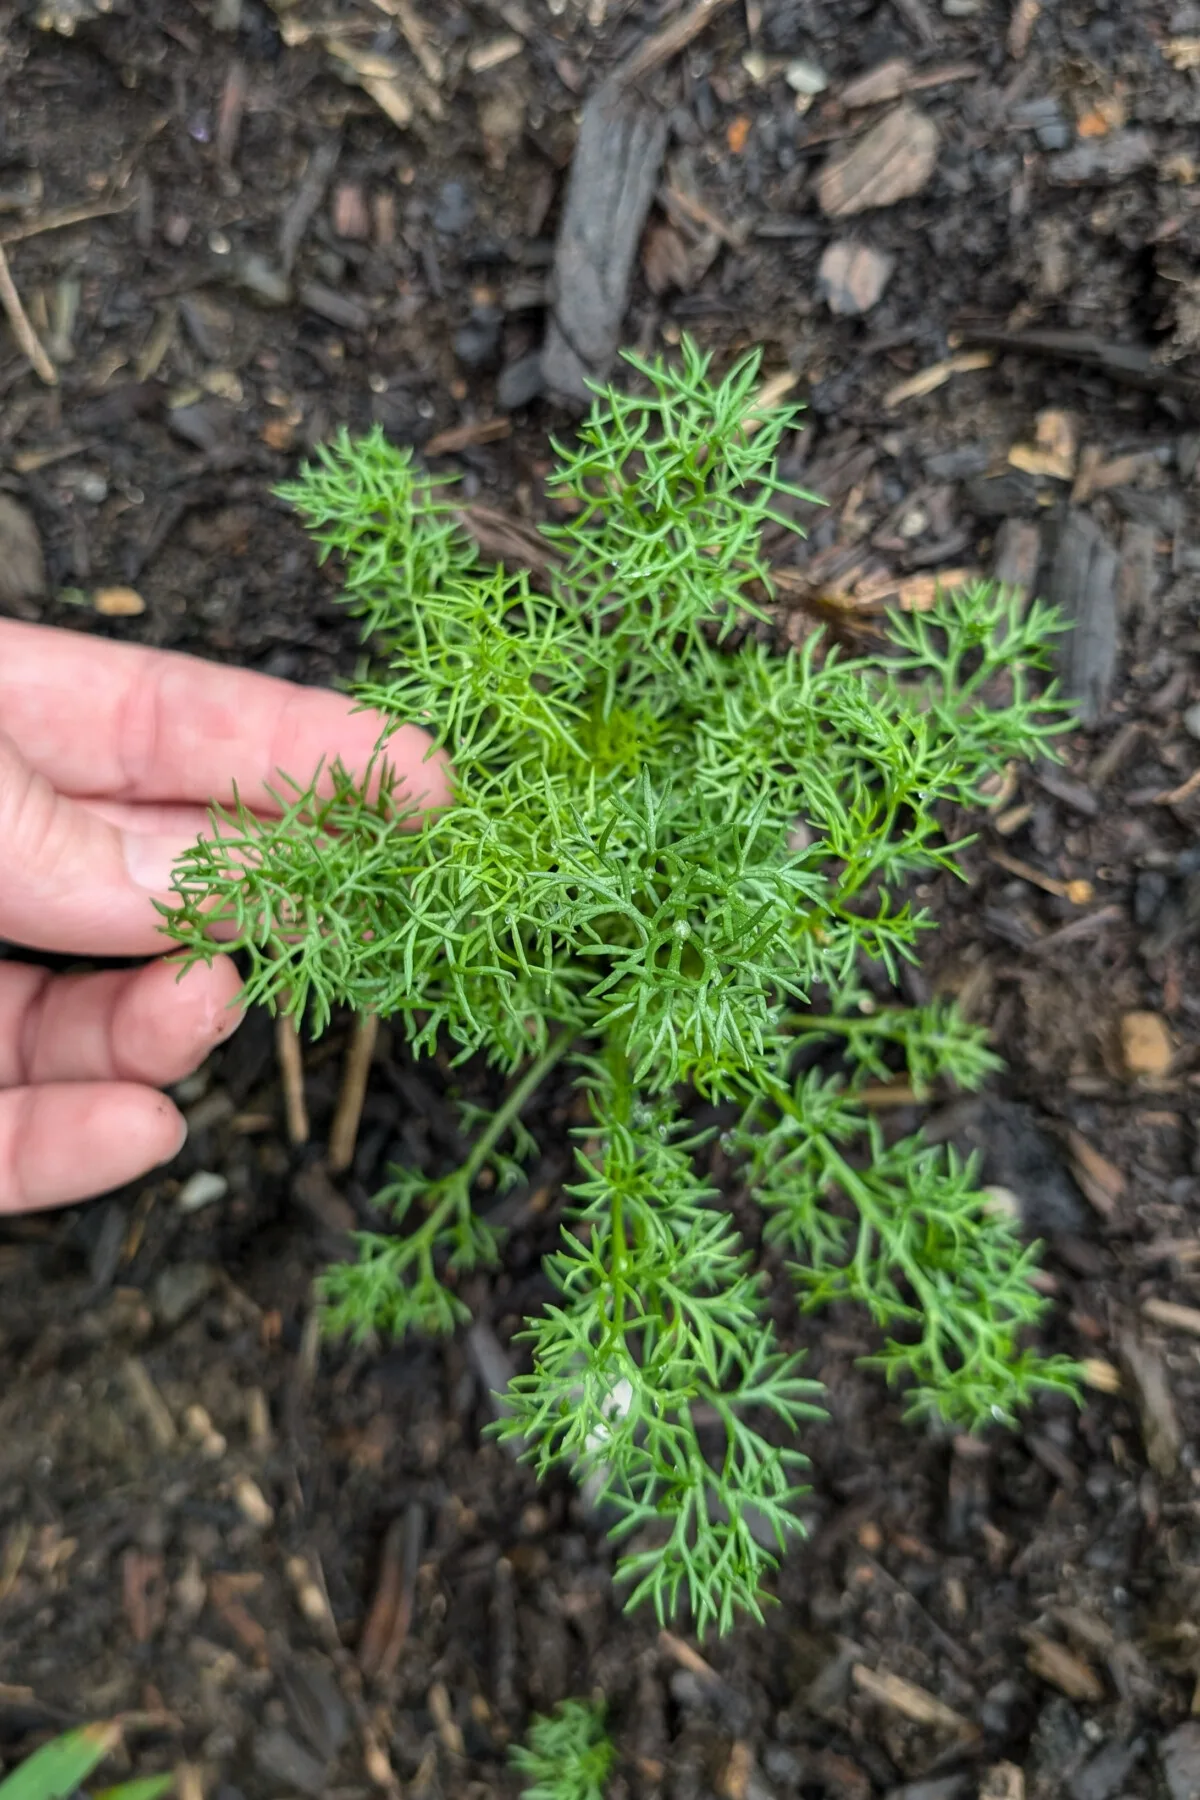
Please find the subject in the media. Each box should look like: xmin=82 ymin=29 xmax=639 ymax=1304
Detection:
xmin=0 ymin=620 xmax=450 ymax=1214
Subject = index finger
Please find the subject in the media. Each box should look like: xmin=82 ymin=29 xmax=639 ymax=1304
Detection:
xmin=0 ymin=621 xmax=450 ymax=813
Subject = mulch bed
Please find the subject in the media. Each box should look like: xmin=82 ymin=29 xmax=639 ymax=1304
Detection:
xmin=3 ymin=2 xmax=1200 ymax=1796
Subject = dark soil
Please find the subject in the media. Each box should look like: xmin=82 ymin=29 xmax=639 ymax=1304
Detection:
xmin=4 ymin=3 xmax=1200 ymax=1798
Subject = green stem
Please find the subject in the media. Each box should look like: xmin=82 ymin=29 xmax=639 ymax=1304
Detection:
xmin=460 ymin=1028 xmax=576 ymax=1189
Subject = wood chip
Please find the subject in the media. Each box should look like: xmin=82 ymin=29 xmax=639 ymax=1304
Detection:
xmin=1062 ymin=1127 xmax=1125 ymax=1219
xmin=818 ymin=239 xmax=894 ymax=315
xmin=542 ymin=86 xmax=668 ymax=406
xmin=717 ymin=1743 xmax=755 ymax=1800
xmin=232 ymin=1475 xmax=275 ymax=1528
xmin=841 ymin=58 xmax=911 ymax=107
xmin=1164 ymin=36 xmax=1200 ymax=69
xmin=427 ymin=1682 xmax=465 ymax=1757
xmin=0 ymin=241 xmax=56 ymax=384
xmin=372 ymin=0 xmax=444 ymax=83
xmin=122 ymin=1357 xmax=177 ymax=1450
xmin=1120 ymin=1011 xmax=1174 ymax=1080
xmin=1080 ymin=1356 xmax=1121 ymax=1394
xmin=981 ymin=1763 xmax=1025 ymax=1800
xmin=360 ymin=73 xmax=414 ymax=130
xmin=360 ymin=1503 xmax=425 ymax=1681
xmin=614 ymin=0 xmax=739 ymax=87
xmin=332 ymin=181 xmax=370 ymax=241
xmin=466 ymin=33 xmax=523 ymax=73
xmin=884 ymin=349 xmax=993 ymax=407
xmin=851 ymin=1663 xmax=977 ymax=1737
xmin=93 ymin=585 xmax=147 ymax=616
xmin=818 ymin=104 xmax=939 ymax=216
xmin=1008 ymin=409 xmax=1077 ymax=480
xmin=1008 ymin=0 xmax=1039 ymax=57
xmin=0 ymin=494 xmax=46 ymax=620
xmin=992 ymin=517 xmax=1041 ymax=600
xmin=642 ymin=218 xmax=695 ymax=295
xmin=423 ymin=416 xmax=512 ymax=457
xmin=1049 ymin=510 xmax=1118 ymax=727
xmin=1023 ymin=1630 xmax=1104 ymax=1703
xmin=1118 ymin=1331 xmax=1182 ymax=1475
xmin=1143 ymin=1296 xmax=1200 ymax=1337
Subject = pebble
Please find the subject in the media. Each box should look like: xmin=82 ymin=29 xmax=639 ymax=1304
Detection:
xmin=1182 ymin=699 xmax=1200 ymax=740
xmin=454 ymin=304 xmax=504 ymax=370
xmin=1162 ymin=1721 xmax=1200 ymax=1800
xmin=177 ymin=1170 xmax=229 ymax=1214
xmin=432 ymin=179 xmax=474 ymax=235
xmin=252 ymin=1728 xmax=327 ymax=1798
xmin=785 ymin=58 xmax=828 ymax=94
xmin=152 ymin=1261 xmax=216 ymax=1329
xmin=497 ymin=350 xmax=545 ymax=411
xmin=228 ymin=250 xmax=292 ymax=307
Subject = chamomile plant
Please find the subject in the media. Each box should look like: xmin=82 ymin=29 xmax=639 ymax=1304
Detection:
xmin=165 ymin=338 xmax=1080 ymax=1636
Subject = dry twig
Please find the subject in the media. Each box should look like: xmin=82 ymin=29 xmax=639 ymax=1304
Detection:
xmin=615 ymin=0 xmax=740 ymax=86
xmin=329 ymin=1011 xmax=380 ymax=1173
xmin=277 ymin=1012 xmax=310 ymax=1145
xmin=0 ymin=242 xmax=56 ymax=384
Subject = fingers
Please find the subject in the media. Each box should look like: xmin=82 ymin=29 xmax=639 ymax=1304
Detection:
xmin=0 ymin=955 xmax=244 ymax=1087
xmin=0 ymin=957 xmax=243 ymax=1213
xmin=0 ymin=620 xmax=451 ymax=814
xmin=0 ymin=1083 xmax=187 ymax=1213
xmin=0 ymin=726 xmax=207 ymax=954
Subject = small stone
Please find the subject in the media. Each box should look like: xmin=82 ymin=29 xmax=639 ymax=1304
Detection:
xmin=1162 ymin=1721 xmax=1200 ymax=1800
xmin=817 ymin=239 xmax=895 ymax=314
xmin=496 ymin=350 xmax=544 ymax=411
xmin=432 ymin=179 xmax=473 ymax=235
xmin=252 ymin=1727 xmax=327 ymax=1798
xmin=942 ymin=0 xmax=980 ymax=11
xmin=817 ymin=104 xmax=939 ymax=217
xmin=1120 ymin=1010 xmax=1174 ymax=1079
xmin=177 ymin=1171 xmax=229 ymax=1214
xmin=1048 ymin=131 xmax=1155 ymax=184
xmin=785 ymin=58 xmax=828 ymax=94
xmin=1182 ymin=700 xmax=1200 ymax=740
xmin=93 ymin=585 xmax=146 ymax=617
xmin=229 ymin=251 xmax=292 ymax=307
xmin=152 ymin=1261 xmax=216 ymax=1329
xmin=0 ymin=494 xmax=46 ymax=620
xmin=453 ymin=304 xmax=503 ymax=370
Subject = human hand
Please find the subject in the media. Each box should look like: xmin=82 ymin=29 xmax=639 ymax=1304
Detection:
xmin=0 ymin=621 xmax=448 ymax=1214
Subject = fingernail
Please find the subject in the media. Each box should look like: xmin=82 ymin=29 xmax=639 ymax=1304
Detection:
xmin=122 ymin=831 xmax=191 ymax=895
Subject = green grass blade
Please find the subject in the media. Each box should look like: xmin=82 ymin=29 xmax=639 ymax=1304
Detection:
xmin=0 ymin=1724 xmax=122 ymax=1800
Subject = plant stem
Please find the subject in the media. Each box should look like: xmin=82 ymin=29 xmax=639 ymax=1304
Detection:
xmin=329 ymin=1010 xmax=380 ymax=1172
xmin=459 ymin=1029 xmax=576 ymax=1189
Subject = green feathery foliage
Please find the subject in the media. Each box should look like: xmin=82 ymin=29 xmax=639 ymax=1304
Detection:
xmin=510 ymin=1700 xmax=614 ymax=1800
xmin=164 ymin=337 xmax=1081 ymax=1636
